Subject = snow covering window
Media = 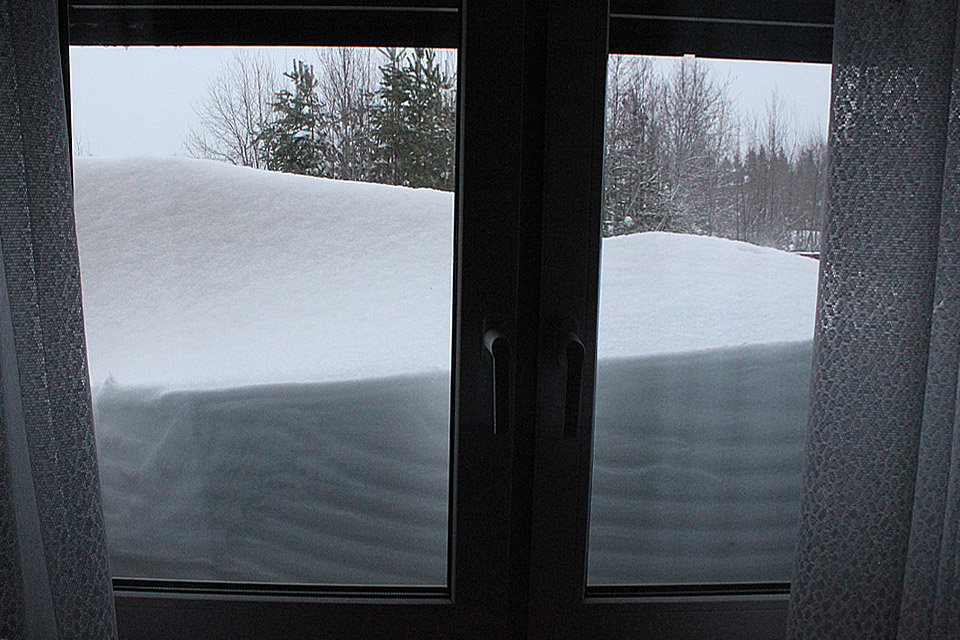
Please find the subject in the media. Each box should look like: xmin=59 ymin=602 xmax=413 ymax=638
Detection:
xmin=70 ymin=46 xmax=457 ymax=585
xmin=588 ymin=54 xmax=830 ymax=585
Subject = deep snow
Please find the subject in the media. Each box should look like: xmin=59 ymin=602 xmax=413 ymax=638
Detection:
xmin=74 ymin=157 xmax=820 ymax=585
xmin=76 ymin=157 xmax=454 ymax=389
xmin=75 ymin=157 xmax=818 ymax=390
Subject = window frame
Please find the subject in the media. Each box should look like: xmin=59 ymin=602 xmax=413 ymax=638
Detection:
xmin=65 ymin=2 xmax=530 ymax=638
xmin=64 ymin=1 xmax=836 ymax=638
xmin=527 ymin=2 xmax=833 ymax=639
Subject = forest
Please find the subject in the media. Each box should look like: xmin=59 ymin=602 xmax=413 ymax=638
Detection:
xmin=604 ymin=56 xmax=827 ymax=250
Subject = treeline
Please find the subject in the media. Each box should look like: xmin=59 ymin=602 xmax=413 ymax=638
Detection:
xmin=187 ymin=51 xmax=826 ymax=250
xmin=604 ymin=56 xmax=827 ymax=250
xmin=185 ymin=48 xmax=456 ymax=191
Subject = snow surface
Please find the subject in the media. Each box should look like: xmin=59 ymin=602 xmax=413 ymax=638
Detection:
xmin=75 ymin=157 xmax=454 ymax=389
xmin=597 ymin=232 xmax=817 ymax=359
xmin=75 ymin=157 xmax=818 ymax=389
xmin=74 ymin=157 xmax=821 ymax=585
xmin=589 ymin=342 xmax=811 ymax=584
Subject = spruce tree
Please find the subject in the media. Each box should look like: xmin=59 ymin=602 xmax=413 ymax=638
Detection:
xmin=370 ymin=48 xmax=456 ymax=190
xmin=370 ymin=48 xmax=411 ymax=186
xmin=405 ymin=48 xmax=456 ymax=190
xmin=259 ymin=60 xmax=328 ymax=176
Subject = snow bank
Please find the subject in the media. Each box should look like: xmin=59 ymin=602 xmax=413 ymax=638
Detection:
xmin=95 ymin=372 xmax=449 ymax=584
xmin=74 ymin=156 xmax=818 ymax=389
xmin=74 ymin=157 xmax=822 ymax=585
xmin=598 ymin=232 xmax=818 ymax=359
xmin=589 ymin=342 xmax=811 ymax=584
xmin=75 ymin=157 xmax=454 ymax=389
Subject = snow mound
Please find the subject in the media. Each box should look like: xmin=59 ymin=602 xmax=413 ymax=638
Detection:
xmin=74 ymin=157 xmax=454 ymax=389
xmin=74 ymin=157 xmax=819 ymax=390
xmin=598 ymin=231 xmax=818 ymax=359
xmin=74 ymin=157 xmax=823 ymax=585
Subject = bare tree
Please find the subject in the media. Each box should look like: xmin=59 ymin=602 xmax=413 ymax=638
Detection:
xmin=314 ymin=47 xmax=377 ymax=181
xmin=661 ymin=56 xmax=732 ymax=234
xmin=601 ymin=54 xmax=828 ymax=251
xmin=184 ymin=51 xmax=277 ymax=168
xmin=736 ymin=90 xmax=799 ymax=246
xmin=73 ymin=129 xmax=92 ymax=157
xmin=604 ymin=55 xmax=672 ymax=235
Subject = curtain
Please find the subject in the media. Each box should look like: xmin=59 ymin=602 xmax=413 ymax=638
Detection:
xmin=788 ymin=0 xmax=960 ymax=637
xmin=0 ymin=1 xmax=117 ymax=638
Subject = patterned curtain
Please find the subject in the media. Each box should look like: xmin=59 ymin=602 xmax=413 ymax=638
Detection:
xmin=789 ymin=0 xmax=960 ymax=637
xmin=0 ymin=1 xmax=117 ymax=638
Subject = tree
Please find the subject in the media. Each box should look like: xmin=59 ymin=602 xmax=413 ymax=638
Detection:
xmin=603 ymin=56 xmax=735 ymax=236
xmin=600 ymin=57 xmax=829 ymax=250
xmin=661 ymin=56 xmax=732 ymax=234
xmin=72 ymin=129 xmax=91 ymax=157
xmin=730 ymin=89 xmax=814 ymax=248
xmin=315 ymin=47 xmax=377 ymax=181
xmin=258 ymin=60 xmax=328 ymax=176
xmin=370 ymin=48 xmax=456 ymax=190
xmin=790 ymin=133 xmax=828 ymax=250
xmin=603 ymin=55 xmax=672 ymax=236
xmin=370 ymin=48 xmax=409 ymax=186
xmin=184 ymin=51 xmax=276 ymax=168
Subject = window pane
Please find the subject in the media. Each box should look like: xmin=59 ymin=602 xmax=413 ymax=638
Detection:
xmin=588 ymin=55 xmax=829 ymax=585
xmin=71 ymin=46 xmax=457 ymax=585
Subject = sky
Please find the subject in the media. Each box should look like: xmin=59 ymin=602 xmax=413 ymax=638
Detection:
xmin=68 ymin=46 xmax=831 ymax=158
xmin=652 ymin=55 xmax=832 ymax=142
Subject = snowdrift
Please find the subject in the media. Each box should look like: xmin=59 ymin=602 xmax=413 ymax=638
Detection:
xmin=74 ymin=157 xmax=820 ymax=585
xmin=75 ymin=157 xmax=454 ymax=389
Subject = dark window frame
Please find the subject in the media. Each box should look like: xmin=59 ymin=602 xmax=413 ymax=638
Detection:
xmin=610 ymin=0 xmax=833 ymax=62
xmin=65 ymin=2 xmax=529 ymax=638
xmin=528 ymin=2 xmax=833 ymax=639
xmin=64 ymin=2 xmax=835 ymax=638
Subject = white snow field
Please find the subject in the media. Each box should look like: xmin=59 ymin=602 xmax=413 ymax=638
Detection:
xmin=74 ymin=157 xmax=819 ymax=585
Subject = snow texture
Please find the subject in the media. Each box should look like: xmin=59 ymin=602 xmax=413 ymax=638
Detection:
xmin=74 ymin=157 xmax=820 ymax=585
xmin=76 ymin=157 xmax=454 ymax=390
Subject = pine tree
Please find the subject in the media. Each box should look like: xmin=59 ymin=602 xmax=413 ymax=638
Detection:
xmin=259 ymin=60 xmax=328 ymax=176
xmin=404 ymin=48 xmax=456 ymax=190
xmin=370 ymin=48 xmax=456 ymax=190
xmin=370 ymin=48 xmax=410 ymax=186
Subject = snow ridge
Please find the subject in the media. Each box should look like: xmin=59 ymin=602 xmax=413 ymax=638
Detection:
xmin=74 ymin=157 xmax=818 ymax=389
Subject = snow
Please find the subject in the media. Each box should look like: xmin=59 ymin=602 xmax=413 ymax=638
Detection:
xmin=597 ymin=232 xmax=818 ymax=359
xmin=75 ymin=157 xmax=818 ymax=389
xmin=74 ymin=157 xmax=821 ymax=585
xmin=75 ymin=157 xmax=454 ymax=390
xmin=588 ymin=342 xmax=811 ymax=584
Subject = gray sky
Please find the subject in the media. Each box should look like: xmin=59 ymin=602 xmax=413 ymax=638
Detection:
xmin=69 ymin=46 xmax=831 ymax=158
xmin=683 ymin=56 xmax=833 ymax=143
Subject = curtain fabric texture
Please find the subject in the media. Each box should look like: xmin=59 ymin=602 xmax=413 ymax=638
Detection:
xmin=0 ymin=1 xmax=117 ymax=639
xmin=788 ymin=0 xmax=960 ymax=638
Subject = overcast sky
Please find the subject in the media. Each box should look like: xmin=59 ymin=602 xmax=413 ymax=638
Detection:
xmin=69 ymin=46 xmax=831 ymax=158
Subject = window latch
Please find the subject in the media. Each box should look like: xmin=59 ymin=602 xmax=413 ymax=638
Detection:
xmin=483 ymin=327 xmax=511 ymax=434
xmin=560 ymin=327 xmax=585 ymax=438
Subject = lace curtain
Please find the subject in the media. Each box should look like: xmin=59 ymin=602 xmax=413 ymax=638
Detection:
xmin=789 ymin=0 xmax=960 ymax=637
xmin=0 ymin=1 xmax=116 ymax=638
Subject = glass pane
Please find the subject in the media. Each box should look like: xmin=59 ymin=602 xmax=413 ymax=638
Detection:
xmin=588 ymin=54 xmax=830 ymax=585
xmin=70 ymin=46 xmax=457 ymax=585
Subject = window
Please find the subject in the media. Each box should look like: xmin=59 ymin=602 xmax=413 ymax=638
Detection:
xmin=590 ymin=54 xmax=829 ymax=587
xmin=66 ymin=1 xmax=834 ymax=638
xmin=525 ymin=4 xmax=832 ymax=639
xmin=73 ymin=44 xmax=457 ymax=587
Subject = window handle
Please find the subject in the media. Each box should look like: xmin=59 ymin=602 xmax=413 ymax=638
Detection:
xmin=562 ymin=331 xmax=585 ymax=438
xmin=483 ymin=328 xmax=511 ymax=434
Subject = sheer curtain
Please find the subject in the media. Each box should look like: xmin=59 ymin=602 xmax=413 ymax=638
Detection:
xmin=789 ymin=0 xmax=960 ymax=637
xmin=0 ymin=1 xmax=117 ymax=638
